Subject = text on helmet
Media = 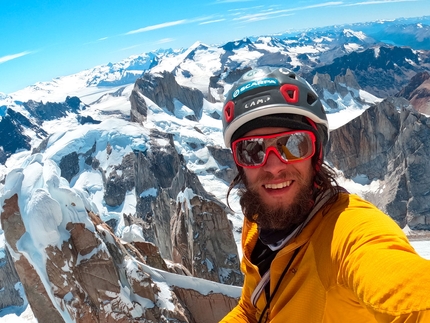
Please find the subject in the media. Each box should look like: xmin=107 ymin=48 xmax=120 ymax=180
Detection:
xmin=233 ymin=78 xmax=279 ymax=99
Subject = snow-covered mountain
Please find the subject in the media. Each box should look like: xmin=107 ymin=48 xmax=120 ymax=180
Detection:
xmin=1 ymin=17 xmax=430 ymax=322
xmin=0 ymin=27 xmax=388 ymax=170
xmin=288 ymin=15 xmax=430 ymax=50
xmin=1 ymin=26 xmax=385 ymax=103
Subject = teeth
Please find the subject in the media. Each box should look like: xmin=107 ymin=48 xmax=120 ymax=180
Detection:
xmin=265 ymin=181 xmax=292 ymax=189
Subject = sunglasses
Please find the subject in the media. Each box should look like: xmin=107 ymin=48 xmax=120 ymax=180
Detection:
xmin=232 ymin=130 xmax=316 ymax=168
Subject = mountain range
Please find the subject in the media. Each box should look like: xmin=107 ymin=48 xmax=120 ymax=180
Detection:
xmin=0 ymin=16 xmax=430 ymax=322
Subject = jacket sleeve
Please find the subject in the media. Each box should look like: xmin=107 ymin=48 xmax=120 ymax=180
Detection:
xmin=333 ymin=195 xmax=430 ymax=321
xmin=219 ymin=253 xmax=259 ymax=322
xmin=220 ymin=219 xmax=259 ymax=323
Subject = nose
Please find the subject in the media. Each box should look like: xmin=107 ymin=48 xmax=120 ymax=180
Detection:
xmin=262 ymin=150 xmax=287 ymax=174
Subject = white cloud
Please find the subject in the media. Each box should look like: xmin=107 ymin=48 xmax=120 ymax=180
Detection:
xmin=343 ymin=0 xmax=416 ymax=6
xmin=199 ymin=18 xmax=227 ymax=25
xmin=231 ymin=2 xmax=343 ymax=23
xmin=125 ymin=20 xmax=187 ymax=35
xmin=303 ymin=1 xmax=344 ymax=9
xmin=214 ymin=0 xmax=256 ymax=3
xmin=0 ymin=51 xmax=32 ymax=64
xmin=234 ymin=11 xmax=294 ymax=23
xmin=119 ymin=44 xmax=141 ymax=51
xmin=124 ymin=15 xmax=224 ymax=35
xmin=155 ymin=38 xmax=175 ymax=44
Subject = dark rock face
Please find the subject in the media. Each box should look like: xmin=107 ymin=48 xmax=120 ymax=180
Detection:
xmin=410 ymin=85 xmax=430 ymax=115
xmin=0 ymin=108 xmax=47 ymax=160
xmin=396 ymin=71 xmax=430 ymax=114
xmin=312 ymin=69 xmax=365 ymax=111
xmin=172 ymin=194 xmax=243 ymax=286
xmin=149 ymin=190 xmax=174 ymax=259
xmin=326 ymin=98 xmax=404 ymax=180
xmin=314 ymin=46 xmax=428 ymax=97
xmin=0 ymin=96 xmax=88 ymax=164
xmin=0 ymin=147 xmax=7 ymax=164
xmin=23 ymin=96 xmax=86 ymax=123
xmin=130 ymin=129 xmax=242 ymax=286
xmin=0 ymin=112 xmax=32 ymax=156
xmin=326 ymin=97 xmax=430 ymax=229
xmin=133 ymin=71 xmax=204 ymax=119
xmin=206 ymin=145 xmax=237 ymax=184
xmin=104 ymin=153 xmax=136 ymax=207
xmin=0 ymin=247 xmax=23 ymax=310
xmin=133 ymin=131 xmax=182 ymax=219
xmin=221 ymin=38 xmax=255 ymax=52
xmin=130 ymin=86 xmax=148 ymax=123
xmin=78 ymin=115 xmax=101 ymax=125
xmin=396 ymin=71 xmax=430 ymax=99
xmin=59 ymin=151 xmax=80 ymax=183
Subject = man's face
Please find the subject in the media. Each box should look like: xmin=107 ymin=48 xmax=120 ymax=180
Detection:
xmin=238 ymin=127 xmax=315 ymax=231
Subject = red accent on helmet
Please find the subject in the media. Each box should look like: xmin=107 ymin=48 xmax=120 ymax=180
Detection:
xmin=280 ymin=84 xmax=299 ymax=104
xmin=224 ymin=101 xmax=235 ymax=123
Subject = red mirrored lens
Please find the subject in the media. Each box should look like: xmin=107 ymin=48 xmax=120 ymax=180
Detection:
xmin=232 ymin=130 xmax=316 ymax=168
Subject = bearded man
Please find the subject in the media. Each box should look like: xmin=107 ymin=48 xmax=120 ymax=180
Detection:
xmin=220 ymin=66 xmax=430 ymax=323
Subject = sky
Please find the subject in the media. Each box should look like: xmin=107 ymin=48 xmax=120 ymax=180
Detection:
xmin=1 ymin=0 xmax=430 ymax=95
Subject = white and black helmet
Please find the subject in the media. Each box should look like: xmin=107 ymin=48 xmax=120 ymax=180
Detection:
xmin=222 ymin=66 xmax=329 ymax=160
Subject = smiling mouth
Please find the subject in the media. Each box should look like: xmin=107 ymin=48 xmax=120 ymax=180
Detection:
xmin=264 ymin=180 xmax=293 ymax=190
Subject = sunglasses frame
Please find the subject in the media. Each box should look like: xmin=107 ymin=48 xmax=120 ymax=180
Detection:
xmin=231 ymin=130 xmax=316 ymax=168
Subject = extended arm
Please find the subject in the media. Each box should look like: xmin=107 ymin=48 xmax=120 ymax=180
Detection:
xmin=333 ymin=197 xmax=430 ymax=321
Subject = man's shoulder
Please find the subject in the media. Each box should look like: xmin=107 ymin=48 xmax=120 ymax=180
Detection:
xmin=322 ymin=191 xmax=403 ymax=235
xmin=330 ymin=191 xmax=381 ymax=213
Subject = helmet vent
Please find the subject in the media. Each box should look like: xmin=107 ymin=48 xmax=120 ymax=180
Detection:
xmin=280 ymin=84 xmax=299 ymax=103
xmin=307 ymin=93 xmax=317 ymax=105
xmin=224 ymin=101 xmax=235 ymax=123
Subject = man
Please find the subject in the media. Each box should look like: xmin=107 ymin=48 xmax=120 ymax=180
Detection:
xmin=220 ymin=66 xmax=430 ymax=322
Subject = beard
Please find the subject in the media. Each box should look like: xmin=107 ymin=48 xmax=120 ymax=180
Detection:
xmin=239 ymin=169 xmax=314 ymax=232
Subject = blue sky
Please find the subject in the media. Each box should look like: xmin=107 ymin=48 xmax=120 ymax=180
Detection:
xmin=1 ymin=0 xmax=430 ymax=95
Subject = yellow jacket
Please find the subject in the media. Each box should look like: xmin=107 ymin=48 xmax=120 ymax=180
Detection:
xmin=221 ymin=193 xmax=430 ymax=322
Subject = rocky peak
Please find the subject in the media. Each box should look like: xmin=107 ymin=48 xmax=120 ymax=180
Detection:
xmin=312 ymin=69 xmax=362 ymax=111
xmin=132 ymin=71 xmax=204 ymax=119
xmin=171 ymin=192 xmax=243 ymax=285
xmin=23 ymin=96 xmax=87 ymax=123
xmin=1 ymin=192 xmax=240 ymax=322
xmin=221 ymin=38 xmax=255 ymax=52
xmin=313 ymin=73 xmax=336 ymax=94
xmin=0 ymin=247 xmax=23 ymax=311
xmin=39 ymin=116 xmax=242 ymax=286
xmin=131 ymin=129 xmax=242 ymax=286
xmin=396 ymin=71 xmax=430 ymax=114
xmin=326 ymin=97 xmax=430 ymax=229
xmin=334 ymin=68 xmax=361 ymax=89
xmin=314 ymin=45 xmax=427 ymax=97
xmin=0 ymin=106 xmax=49 ymax=160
